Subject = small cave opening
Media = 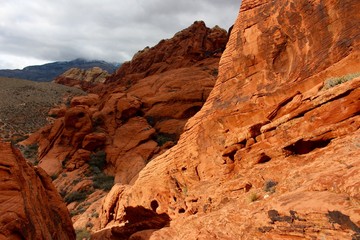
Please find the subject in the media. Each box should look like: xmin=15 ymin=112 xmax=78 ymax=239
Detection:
xmin=181 ymin=106 xmax=202 ymax=119
xmin=284 ymin=138 xmax=332 ymax=155
xmin=151 ymin=200 xmax=159 ymax=212
xmin=257 ymin=153 xmax=271 ymax=164
xmin=77 ymin=112 xmax=85 ymax=118
xmin=178 ymin=208 xmax=186 ymax=214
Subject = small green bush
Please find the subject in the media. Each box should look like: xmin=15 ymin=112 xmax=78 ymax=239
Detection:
xmin=64 ymin=191 xmax=87 ymax=204
xmin=92 ymin=173 xmax=114 ymax=191
xmin=322 ymin=72 xmax=360 ymax=90
xmin=154 ymin=133 xmax=176 ymax=146
xmin=263 ymin=180 xmax=278 ymax=193
xmin=51 ymin=174 xmax=58 ymax=181
xmin=88 ymin=151 xmax=107 ymax=171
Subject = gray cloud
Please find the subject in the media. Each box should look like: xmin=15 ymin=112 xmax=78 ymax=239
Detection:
xmin=0 ymin=0 xmax=241 ymax=69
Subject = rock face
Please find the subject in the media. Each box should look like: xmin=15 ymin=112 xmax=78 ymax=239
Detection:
xmin=22 ymin=21 xmax=228 ymax=231
xmin=97 ymin=0 xmax=360 ymax=239
xmin=106 ymin=21 xmax=227 ymax=85
xmin=54 ymin=67 xmax=110 ymax=91
xmin=0 ymin=141 xmax=75 ymax=240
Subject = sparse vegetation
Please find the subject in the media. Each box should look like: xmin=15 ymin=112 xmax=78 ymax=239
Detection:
xmin=322 ymin=72 xmax=360 ymax=90
xmin=51 ymin=174 xmax=58 ymax=181
xmin=92 ymin=173 xmax=114 ymax=191
xmin=88 ymin=151 xmax=107 ymax=171
xmin=154 ymin=132 xmax=176 ymax=146
xmin=263 ymin=180 xmax=278 ymax=193
xmin=91 ymin=211 xmax=99 ymax=218
xmin=75 ymin=228 xmax=91 ymax=240
xmin=70 ymin=202 xmax=91 ymax=217
xmin=20 ymin=143 xmax=39 ymax=165
xmin=249 ymin=192 xmax=260 ymax=202
xmin=88 ymin=150 xmax=114 ymax=191
xmin=64 ymin=191 xmax=88 ymax=204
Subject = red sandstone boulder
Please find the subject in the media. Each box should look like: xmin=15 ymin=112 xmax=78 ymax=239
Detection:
xmin=0 ymin=141 xmax=75 ymax=240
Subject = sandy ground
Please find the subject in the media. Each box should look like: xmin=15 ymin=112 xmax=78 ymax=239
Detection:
xmin=0 ymin=77 xmax=85 ymax=141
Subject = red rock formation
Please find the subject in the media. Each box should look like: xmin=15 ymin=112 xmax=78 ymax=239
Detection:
xmin=0 ymin=141 xmax=75 ymax=240
xmin=21 ymin=21 xmax=228 ymax=232
xmin=97 ymin=0 xmax=360 ymax=239
xmin=106 ymin=21 xmax=227 ymax=85
xmin=54 ymin=67 xmax=109 ymax=91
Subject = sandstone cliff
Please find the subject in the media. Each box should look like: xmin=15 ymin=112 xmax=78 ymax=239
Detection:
xmin=94 ymin=0 xmax=360 ymax=239
xmin=0 ymin=141 xmax=75 ymax=240
xmin=21 ymin=21 xmax=228 ymax=232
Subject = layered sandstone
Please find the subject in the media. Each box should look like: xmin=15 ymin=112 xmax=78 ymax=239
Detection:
xmin=22 ymin=21 xmax=228 ymax=231
xmin=96 ymin=0 xmax=360 ymax=239
xmin=54 ymin=67 xmax=110 ymax=91
xmin=0 ymin=141 xmax=75 ymax=240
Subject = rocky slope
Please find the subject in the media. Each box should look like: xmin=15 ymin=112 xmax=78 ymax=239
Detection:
xmin=0 ymin=141 xmax=75 ymax=240
xmin=92 ymin=0 xmax=360 ymax=239
xmin=0 ymin=77 xmax=85 ymax=141
xmin=0 ymin=58 xmax=118 ymax=82
xmin=22 ymin=21 xmax=228 ymax=232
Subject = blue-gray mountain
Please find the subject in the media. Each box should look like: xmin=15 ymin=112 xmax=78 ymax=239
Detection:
xmin=0 ymin=58 xmax=119 ymax=82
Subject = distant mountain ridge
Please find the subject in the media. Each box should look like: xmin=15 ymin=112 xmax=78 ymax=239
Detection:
xmin=0 ymin=58 xmax=119 ymax=82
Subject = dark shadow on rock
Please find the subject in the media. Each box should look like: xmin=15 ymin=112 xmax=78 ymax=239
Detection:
xmin=111 ymin=205 xmax=171 ymax=240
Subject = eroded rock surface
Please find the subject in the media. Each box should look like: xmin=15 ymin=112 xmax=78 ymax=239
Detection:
xmin=98 ymin=0 xmax=360 ymax=239
xmin=0 ymin=141 xmax=75 ymax=240
xmin=54 ymin=67 xmax=110 ymax=91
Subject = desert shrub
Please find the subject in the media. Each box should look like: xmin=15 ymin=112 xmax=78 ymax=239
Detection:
xmin=88 ymin=151 xmax=107 ymax=171
xmin=92 ymin=173 xmax=114 ymax=191
xmin=212 ymin=68 xmax=219 ymax=76
xmin=322 ymin=72 xmax=360 ymax=90
xmin=263 ymin=180 xmax=278 ymax=193
xmin=59 ymin=189 xmax=67 ymax=198
xmin=51 ymin=174 xmax=58 ymax=181
xmin=154 ymin=133 xmax=176 ymax=146
xmin=75 ymin=228 xmax=91 ymax=240
xmin=20 ymin=143 xmax=39 ymax=164
xmin=249 ymin=192 xmax=260 ymax=202
xmin=85 ymin=222 xmax=94 ymax=229
xmin=64 ymin=191 xmax=87 ymax=204
xmin=91 ymin=211 xmax=99 ymax=218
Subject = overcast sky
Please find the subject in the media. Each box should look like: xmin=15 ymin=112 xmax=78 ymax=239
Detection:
xmin=0 ymin=0 xmax=241 ymax=69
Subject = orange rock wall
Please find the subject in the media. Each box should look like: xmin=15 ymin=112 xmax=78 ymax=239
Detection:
xmin=98 ymin=0 xmax=360 ymax=239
